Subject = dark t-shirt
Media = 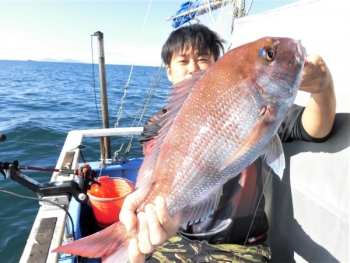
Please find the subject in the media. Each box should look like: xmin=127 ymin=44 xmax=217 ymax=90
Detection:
xmin=138 ymin=104 xmax=331 ymax=244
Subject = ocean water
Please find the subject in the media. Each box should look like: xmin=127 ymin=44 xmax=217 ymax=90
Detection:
xmin=0 ymin=60 xmax=170 ymax=262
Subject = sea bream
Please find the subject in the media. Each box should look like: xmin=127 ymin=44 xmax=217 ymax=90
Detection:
xmin=53 ymin=37 xmax=306 ymax=262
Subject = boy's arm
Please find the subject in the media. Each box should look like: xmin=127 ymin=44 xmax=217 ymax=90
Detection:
xmin=299 ymin=54 xmax=336 ymax=138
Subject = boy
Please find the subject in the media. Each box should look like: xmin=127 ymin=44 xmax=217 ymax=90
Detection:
xmin=120 ymin=24 xmax=336 ymax=262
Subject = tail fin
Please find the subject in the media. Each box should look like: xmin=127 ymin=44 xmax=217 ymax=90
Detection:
xmin=52 ymin=221 xmax=133 ymax=261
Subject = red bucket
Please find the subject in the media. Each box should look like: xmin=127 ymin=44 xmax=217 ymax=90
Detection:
xmin=87 ymin=176 xmax=134 ymax=228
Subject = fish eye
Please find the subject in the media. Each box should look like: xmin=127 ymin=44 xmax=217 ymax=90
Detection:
xmin=266 ymin=50 xmax=275 ymax=61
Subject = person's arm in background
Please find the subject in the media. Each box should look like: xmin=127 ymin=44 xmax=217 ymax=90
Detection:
xmin=299 ymin=54 xmax=336 ymax=138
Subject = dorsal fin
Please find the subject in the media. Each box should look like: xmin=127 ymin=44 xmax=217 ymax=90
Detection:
xmin=162 ymin=70 xmax=205 ymax=130
xmin=135 ymin=71 xmax=206 ymax=204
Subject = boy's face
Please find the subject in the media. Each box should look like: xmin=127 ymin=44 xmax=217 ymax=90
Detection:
xmin=166 ymin=47 xmax=215 ymax=84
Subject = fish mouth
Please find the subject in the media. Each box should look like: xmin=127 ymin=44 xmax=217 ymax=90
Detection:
xmin=295 ymin=39 xmax=306 ymax=64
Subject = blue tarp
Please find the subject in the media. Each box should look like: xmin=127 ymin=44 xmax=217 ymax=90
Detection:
xmin=169 ymin=0 xmax=232 ymax=28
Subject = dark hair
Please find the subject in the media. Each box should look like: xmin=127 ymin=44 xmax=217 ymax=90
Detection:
xmin=161 ymin=24 xmax=225 ymax=66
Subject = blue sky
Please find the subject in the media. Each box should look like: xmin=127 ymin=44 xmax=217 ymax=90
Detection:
xmin=0 ymin=0 xmax=298 ymax=66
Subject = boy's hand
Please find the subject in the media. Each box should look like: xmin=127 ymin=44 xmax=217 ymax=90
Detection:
xmin=299 ymin=54 xmax=336 ymax=138
xmin=120 ymin=194 xmax=181 ymax=263
xmin=300 ymin=54 xmax=332 ymax=94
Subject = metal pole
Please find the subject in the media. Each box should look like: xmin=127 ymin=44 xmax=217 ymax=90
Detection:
xmin=93 ymin=31 xmax=111 ymax=161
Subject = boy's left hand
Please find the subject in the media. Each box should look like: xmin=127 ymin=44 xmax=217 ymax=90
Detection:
xmin=299 ymin=54 xmax=332 ymax=94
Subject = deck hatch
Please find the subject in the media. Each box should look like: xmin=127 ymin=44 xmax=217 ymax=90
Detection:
xmin=27 ymin=217 xmax=57 ymax=263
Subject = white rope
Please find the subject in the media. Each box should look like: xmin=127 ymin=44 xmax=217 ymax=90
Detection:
xmin=246 ymin=0 xmax=254 ymax=15
xmin=126 ymin=0 xmax=153 ymax=84
xmin=115 ymin=0 xmax=154 ymax=128
xmin=206 ymin=0 xmax=219 ymax=31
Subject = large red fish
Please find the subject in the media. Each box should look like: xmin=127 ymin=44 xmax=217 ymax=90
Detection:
xmin=53 ymin=37 xmax=305 ymax=262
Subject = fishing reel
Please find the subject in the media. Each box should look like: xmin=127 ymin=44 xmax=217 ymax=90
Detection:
xmin=0 ymin=160 xmax=100 ymax=204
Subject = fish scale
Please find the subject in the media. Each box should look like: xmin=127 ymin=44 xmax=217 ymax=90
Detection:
xmin=150 ymin=39 xmax=303 ymax=218
xmin=53 ymin=37 xmax=305 ymax=262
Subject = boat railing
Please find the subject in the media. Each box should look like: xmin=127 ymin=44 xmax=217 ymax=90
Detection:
xmin=20 ymin=127 xmax=143 ymax=263
xmin=52 ymin=127 xmax=143 ymax=181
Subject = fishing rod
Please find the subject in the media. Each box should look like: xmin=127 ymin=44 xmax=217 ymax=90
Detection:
xmin=0 ymin=160 xmax=100 ymax=204
xmin=0 ymin=161 xmax=79 ymax=179
xmin=19 ymin=165 xmax=78 ymax=175
xmin=0 ymin=133 xmax=88 ymax=178
xmin=0 ymin=132 xmax=98 ymax=203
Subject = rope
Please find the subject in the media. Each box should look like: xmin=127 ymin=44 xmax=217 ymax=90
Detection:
xmin=111 ymin=0 xmax=167 ymax=162
xmin=113 ymin=63 xmax=165 ymax=162
xmin=245 ymin=0 xmax=254 ymax=15
xmin=114 ymin=0 xmax=154 ymax=129
xmin=124 ymin=64 xmax=164 ymax=161
xmin=207 ymin=0 xmax=218 ymax=29
xmin=131 ymin=63 xmax=164 ymax=128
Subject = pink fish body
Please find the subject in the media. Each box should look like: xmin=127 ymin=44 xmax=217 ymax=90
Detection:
xmin=53 ymin=37 xmax=305 ymax=262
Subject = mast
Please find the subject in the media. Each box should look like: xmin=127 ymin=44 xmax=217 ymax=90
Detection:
xmin=93 ymin=31 xmax=111 ymax=162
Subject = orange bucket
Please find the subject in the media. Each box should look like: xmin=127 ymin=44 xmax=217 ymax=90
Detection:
xmin=87 ymin=176 xmax=134 ymax=228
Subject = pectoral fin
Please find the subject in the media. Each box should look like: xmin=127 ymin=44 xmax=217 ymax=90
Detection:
xmin=262 ymin=134 xmax=285 ymax=178
xmin=218 ymin=118 xmax=268 ymax=173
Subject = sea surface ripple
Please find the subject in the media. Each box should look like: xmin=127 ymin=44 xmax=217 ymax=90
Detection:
xmin=0 ymin=60 xmax=170 ymax=262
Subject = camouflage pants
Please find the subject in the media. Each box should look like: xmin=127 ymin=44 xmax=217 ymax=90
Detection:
xmin=146 ymin=235 xmax=271 ymax=263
